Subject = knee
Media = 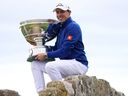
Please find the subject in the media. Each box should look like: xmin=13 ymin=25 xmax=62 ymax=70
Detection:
xmin=45 ymin=62 xmax=55 ymax=73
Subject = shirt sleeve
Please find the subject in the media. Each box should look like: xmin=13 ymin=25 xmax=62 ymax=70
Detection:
xmin=47 ymin=23 xmax=82 ymax=58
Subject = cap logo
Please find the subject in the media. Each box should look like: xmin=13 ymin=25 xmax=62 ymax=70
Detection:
xmin=56 ymin=3 xmax=70 ymax=9
xmin=54 ymin=3 xmax=70 ymax=12
xmin=56 ymin=3 xmax=63 ymax=7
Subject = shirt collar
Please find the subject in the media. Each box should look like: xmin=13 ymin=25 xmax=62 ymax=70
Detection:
xmin=60 ymin=17 xmax=73 ymax=28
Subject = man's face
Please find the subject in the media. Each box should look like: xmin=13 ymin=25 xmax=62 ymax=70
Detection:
xmin=55 ymin=9 xmax=70 ymax=22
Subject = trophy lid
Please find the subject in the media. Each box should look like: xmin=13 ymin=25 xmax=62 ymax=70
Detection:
xmin=20 ymin=19 xmax=58 ymax=45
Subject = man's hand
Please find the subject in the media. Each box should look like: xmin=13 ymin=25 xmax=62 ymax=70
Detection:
xmin=35 ymin=53 xmax=47 ymax=61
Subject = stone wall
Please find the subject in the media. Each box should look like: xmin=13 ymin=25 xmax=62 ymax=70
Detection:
xmin=0 ymin=75 xmax=125 ymax=96
xmin=39 ymin=74 xmax=125 ymax=96
xmin=0 ymin=89 xmax=20 ymax=96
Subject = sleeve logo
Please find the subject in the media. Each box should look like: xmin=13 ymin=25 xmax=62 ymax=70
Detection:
xmin=67 ymin=35 xmax=73 ymax=41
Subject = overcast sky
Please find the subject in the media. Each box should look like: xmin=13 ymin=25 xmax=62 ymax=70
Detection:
xmin=0 ymin=0 xmax=128 ymax=96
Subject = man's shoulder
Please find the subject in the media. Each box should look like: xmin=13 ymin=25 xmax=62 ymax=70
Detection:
xmin=67 ymin=21 xmax=80 ymax=29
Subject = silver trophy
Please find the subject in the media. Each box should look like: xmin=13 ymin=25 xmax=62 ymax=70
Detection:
xmin=20 ymin=19 xmax=57 ymax=62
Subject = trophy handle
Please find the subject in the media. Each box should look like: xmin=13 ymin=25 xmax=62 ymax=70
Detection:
xmin=29 ymin=49 xmax=33 ymax=56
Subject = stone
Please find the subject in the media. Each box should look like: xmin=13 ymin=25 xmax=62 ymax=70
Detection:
xmin=0 ymin=89 xmax=20 ymax=96
xmin=40 ymin=74 xmax=125 ymax=96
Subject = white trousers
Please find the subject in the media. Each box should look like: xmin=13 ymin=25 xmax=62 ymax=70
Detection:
xmin=31 ymin=59 xmax=88 ymax=92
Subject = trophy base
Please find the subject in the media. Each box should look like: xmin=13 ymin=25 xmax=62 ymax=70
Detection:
xmin=27 ymin=55 xmax=37 ymax=62
xmin=27 ymin=55 xmax=55 ymax=62
xmin=27 ymin=46 xmax=55 ymax=62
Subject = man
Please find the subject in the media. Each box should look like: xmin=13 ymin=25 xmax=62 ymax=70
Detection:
xmin=31 ymin=3 xmax=88 ymax=95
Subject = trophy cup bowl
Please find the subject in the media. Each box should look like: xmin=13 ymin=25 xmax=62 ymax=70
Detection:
xmin=20 ymin=19 xmax=57 ymax=62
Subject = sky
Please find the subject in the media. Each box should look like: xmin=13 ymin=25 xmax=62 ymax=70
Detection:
xmin=0 ymin=0 xmax=128 ymax=96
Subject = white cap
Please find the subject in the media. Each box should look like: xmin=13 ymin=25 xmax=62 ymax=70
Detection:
xmin=53 ymin=3 xmax=71 ymax=12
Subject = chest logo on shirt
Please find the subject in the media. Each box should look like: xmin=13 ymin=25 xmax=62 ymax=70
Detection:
xmin=67 ymin=35 xmax=73 ymax=41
